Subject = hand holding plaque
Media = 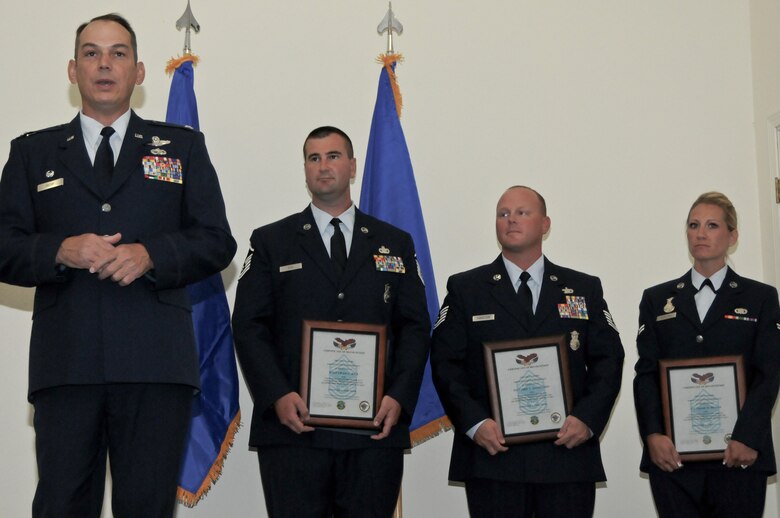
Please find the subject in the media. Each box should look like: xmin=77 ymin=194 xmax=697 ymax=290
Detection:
xmin=658 ymin=355 xmax=746 ymax=462
xmin=300 ymin=320 xmax=387 ymax=429
xmin=482 ymin=335 xmax=573 ymax=445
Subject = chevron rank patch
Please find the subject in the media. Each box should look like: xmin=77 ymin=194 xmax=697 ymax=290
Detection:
xmin=433 ymin=305 xmax=449 ymax=330
xmin=416 ymin=256 xmax=425 ymax=286
xmin=637 ymin=324 xmax=645 ymax=337
xmin=604 ymin=309 xmax=619 ymax=333
xmin=238 ymin=247 xmax=253 ymax=280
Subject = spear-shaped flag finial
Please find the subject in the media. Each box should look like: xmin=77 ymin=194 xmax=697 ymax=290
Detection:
xmin=377 ymin=2 xmax=403 ymax=54
xmin=176 ymin=0 xmax=200 ymax=55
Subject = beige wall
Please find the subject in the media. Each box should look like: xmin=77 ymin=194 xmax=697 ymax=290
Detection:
xmin=0 ymin=1 xmax=776 ymax=516
xmin=750 ymin=0 xmax=780 ymax=514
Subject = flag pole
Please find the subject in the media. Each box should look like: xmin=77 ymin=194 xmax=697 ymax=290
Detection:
xmin=377 ymin=4 xmax=405 ymax=516
xmin=166 ymin=1 xmax=241 ymax=506
xmin=376 ymin=2 xmax=404 ymax=518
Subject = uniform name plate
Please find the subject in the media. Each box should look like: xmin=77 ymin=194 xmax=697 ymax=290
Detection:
xmin=300 ymin=320 xmax=386 ymax=429
xmin=483 ymin=335 xmax=573 ymax=444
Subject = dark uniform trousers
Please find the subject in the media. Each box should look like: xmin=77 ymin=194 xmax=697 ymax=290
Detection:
xmin=633 ymin=268 xmax=780 ymax=518
xmin=431 ymin=256 xmax=624 ymax=518
xmin=232 ymin=206 xmax=431 ymax=518
xmin=648 ymin=469 xmax=767 ymax=518
xmin=32 ymin=384 xmax=193 ymax=518
xmin=258 ymin=446 xmax=403 ymax=518
xmin=0 ymin=112 xmax=236 ymax=517
xmin=465 ymin=479 xmax=595 ymax=518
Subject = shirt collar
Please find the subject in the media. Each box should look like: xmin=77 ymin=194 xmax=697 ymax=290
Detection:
xmin=310 ymin=203 xmax=356 ymax=237
xmin=690 ymin=265 xmax=728 ymax=291
xmin=502 ymin=254 xmax=545 ymax=287
xmin=79 ymin=109 xmax=131 ymax=151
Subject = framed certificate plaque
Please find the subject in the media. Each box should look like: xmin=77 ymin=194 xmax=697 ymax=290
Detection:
xmin=659 ymin=355 xmax=746 ymax=461
xmin=483 ymin=335 xmax=573 ymax=444
xmin=300 ymin=320 xmax=386 ymax=429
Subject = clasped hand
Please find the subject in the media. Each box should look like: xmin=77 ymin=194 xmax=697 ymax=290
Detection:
xmin=56 ymin=233 xmax=153 ymax=286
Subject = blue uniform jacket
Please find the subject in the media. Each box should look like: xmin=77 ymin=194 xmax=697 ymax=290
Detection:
xmin=431 ymin=256 xmax=624 ymax=483
xmin=232 ymin=206 xmax=431 ymax=450
xmin=0 ymin=112 xmax=236 ymax=398
xmin=633 ymin=268 xmax=780 ymax=474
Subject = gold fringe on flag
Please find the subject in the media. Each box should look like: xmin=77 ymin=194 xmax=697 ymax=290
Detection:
xmin=410 ymin=415 xmax=452 ymax=447
xmin=165 ymin=54 xmax=200 ymax=76
xmin=377 ymin=53 xmax=404 ymax=118
xmin=176 ymin=410 xmax=241 ymax=507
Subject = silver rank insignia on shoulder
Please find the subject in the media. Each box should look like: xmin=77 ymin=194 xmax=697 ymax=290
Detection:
xmin=776 ymin=323 xmax=780 ymax=330
xmin=303 ymin=223 xmax=312 ymax=230
xmin=45 ymin=170 xmax=54 ymax=178
xmin=676 ymin=282 xmax=685 ymax=289
xmin=549 ymin=275 xmax=558 ymax=282
xmin=360 ymin=227 xmax=369 ymax=234
xmin=562 ymin=287 xmax=574 ymax=295
xmin=238 ymin=248 xmax=253 ymax=280
xmin=134 ymin=133 xmax=143 ymax=139
xmin=66 ymin=135 xmax=75 ymax=142
xmin=663 ymin=297 xmax=675 ymax=314
xmin=493 ymin=274 xmax=501 ymax=281
xmin=150 ymin=136 xmax=171 ymax=147
xmin=604 ymin=310 xmax=619 ymax=332
xmin=379 ymin=246 xmax=390 ymax=254
xmin=570 ymin=330 xmax=580 ymax=351
xmin=637 ymin=324 xmax=645 ymax=337
xmin=416 ymin=257 xmax=425 ymax=286
xmin=150 ymin=148 xmax=167 ymax=156
xmin=433 ymin=305 xmax=449 ymax=330
xmin=729 ymin=281 xmax=738 ymax=289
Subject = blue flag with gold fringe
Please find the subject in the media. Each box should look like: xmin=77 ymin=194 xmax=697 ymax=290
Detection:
xmin=165 ymin=56 xmax=241 ymax=506
xmin=359 ymin=55 xmax=450 ymax=445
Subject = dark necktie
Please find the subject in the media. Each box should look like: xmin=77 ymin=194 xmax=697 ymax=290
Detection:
xmin=517 ymin=271 xmax=533 ymax=319
xmin=94 ymin=126 xmax=116 ymax=194
xmin=330 ymin=218 xmax=347 ymax=274
xmin=699 ymin=278 xmax=716 ymax=293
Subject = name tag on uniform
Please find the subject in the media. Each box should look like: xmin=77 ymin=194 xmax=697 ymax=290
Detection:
xmin=656 ymin=312 xmax=676 ymax=321
xmin=472 ymin=314 xmax=495 ymax=322
xmin=279 ymin=263 xmax=302 ymax=273
xmin=37 ymin=178 xmax=64 ymax=192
